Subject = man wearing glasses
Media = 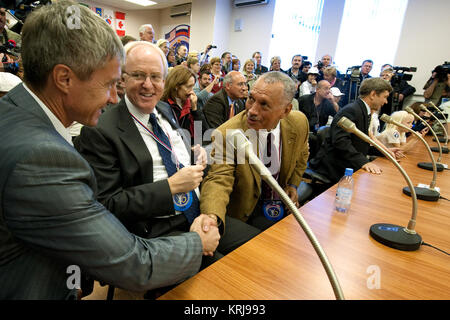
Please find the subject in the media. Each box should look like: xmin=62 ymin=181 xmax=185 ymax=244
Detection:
xmin=75 ymin=41 xmax=259 ymax=275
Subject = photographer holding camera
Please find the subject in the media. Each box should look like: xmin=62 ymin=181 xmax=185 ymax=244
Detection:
xmin=423 ymin=64 xmax=450 ymax=106
xmin=379 ymin=67 xmax=416 ymax=116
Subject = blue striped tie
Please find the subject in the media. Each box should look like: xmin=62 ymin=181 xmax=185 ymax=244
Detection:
xmin=149 ymin=113 xmax=200 ymax=223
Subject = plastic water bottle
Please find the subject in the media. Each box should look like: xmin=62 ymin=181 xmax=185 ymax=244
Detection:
xmin=335 ymin=168 xmax=354 ymax=213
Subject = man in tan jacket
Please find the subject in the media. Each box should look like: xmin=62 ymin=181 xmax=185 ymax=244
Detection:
xmin=201 ymin=71 xmax=310 ymax=231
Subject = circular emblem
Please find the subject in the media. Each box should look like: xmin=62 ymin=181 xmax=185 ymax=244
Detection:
xmin=173 ymin=191 xmax=193 ymax=211
xmin=263 ymin=200 xmax=285 ymax=222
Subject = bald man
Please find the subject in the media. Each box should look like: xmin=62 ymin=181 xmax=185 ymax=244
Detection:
xmin=203 ymin=71 xmax=248 ymax=129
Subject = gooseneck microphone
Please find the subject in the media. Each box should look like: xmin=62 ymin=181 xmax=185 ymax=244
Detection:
xmin=337 ymin=116 xmax=422 ymax=251
xmin=227 ymin=129 xmax=345 ymax=300
xmin=404 ymin=106 xmax=446 ymax=172
xmin=421 ymin=104 xmax=449 ymax=154
xmin=380 ymin=114 xmax=440 ymax=202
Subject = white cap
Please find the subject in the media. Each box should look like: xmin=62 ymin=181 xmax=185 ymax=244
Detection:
xmin=330 ymin=87 xmax=344 ymax=96
xmin=0 ymin=72 xmax=22 ymax=92
xmin=308 ymin=66 xmax=320 ymax=74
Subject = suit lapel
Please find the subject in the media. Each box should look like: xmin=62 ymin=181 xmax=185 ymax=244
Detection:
xmin=117 ymin=101 xmax=154 ymax=183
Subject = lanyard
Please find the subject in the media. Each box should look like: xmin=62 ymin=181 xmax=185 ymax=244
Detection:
xmin=129 ymin=112 xmax=181 ymax=169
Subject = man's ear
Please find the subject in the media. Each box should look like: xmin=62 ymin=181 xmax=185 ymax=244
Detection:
xmin=281 ymin=102 xmax=293 ymax=119
xmin=52 ymin=64 xmax=74 ymax=94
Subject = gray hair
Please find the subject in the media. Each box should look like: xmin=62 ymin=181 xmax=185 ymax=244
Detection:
xmin=139 ymin=24 xmax=154 ymax=34
xmin=123 ymin=41 xmax=169 ymax=79
xmin=223 ymin=72 xmax=235 ymax=86
xmin=258 ymin=71 xmax=296 ymax=104
xmin=21 ymin=0 xmax=124 ymax=90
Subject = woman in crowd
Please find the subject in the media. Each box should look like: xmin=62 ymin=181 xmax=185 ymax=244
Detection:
xmin=242 ymin=59 xmax=258 ymax=89
xmin=270 ymin=56 xmax=283 ymax=72
xmin=232 ymin=58 xmax=241 ymax=71
xmin=209 ymin=57 xmax=225 ymax=94
xmin=156 ymin=39 xmax=170 ymax=57
xmin=167 ymin=48 xmax=176 ymax=68
xmin=187 ymin=57 xmax=201 ymax=79
xmin=161 ymin=66 xmax=209 ymax=140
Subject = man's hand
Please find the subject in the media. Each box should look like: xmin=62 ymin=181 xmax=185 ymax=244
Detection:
xmin=192 ymin=144 xmax=207 ymax=167
xmin=362 ymin=162 xmax=382 ymax=174
xmin=189 ymin=91 xmax=198 ymax=111
xmin=284 ymin=185 xmax=299 ymax=211
xmin=190 ymin=214 xmax=220 ymax=256
xmin=388 ymin=147 xmax=405 ymax=159
xmin=168 ymin=165 xmax=204 ymax=194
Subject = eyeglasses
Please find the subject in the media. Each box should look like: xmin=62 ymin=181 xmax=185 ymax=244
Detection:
xmin=124 ymin=71 xmax=163 ymax=84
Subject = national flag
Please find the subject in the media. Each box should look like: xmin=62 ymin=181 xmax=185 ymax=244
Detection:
xmin=115 ymin=11 xmax=126 ymax=37
xmin=165 ymin=24 xmax=190 ymax=50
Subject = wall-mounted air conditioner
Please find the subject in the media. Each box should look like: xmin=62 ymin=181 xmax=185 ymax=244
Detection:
xmin=234 ymin=0 xmax=269 ymax=8
xmin=170 ymin=3 xmax=191 ymax=17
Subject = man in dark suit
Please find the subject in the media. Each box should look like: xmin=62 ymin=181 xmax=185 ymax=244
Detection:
xmin=311 ymin=77 xmax=393 ymax=185
xmin=203 ymin=70 xmax=247 ymax=129
xmin=252 ymin=51 xmax=268 ymax=75
xmin=0 ymin=1 xmax=218 ymax=300
xmin=75 ymin=41 xmax=259 ymax=267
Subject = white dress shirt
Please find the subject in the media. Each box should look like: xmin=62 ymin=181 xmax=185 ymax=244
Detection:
xmin=125 ymin=96 xmax=200 ymax=213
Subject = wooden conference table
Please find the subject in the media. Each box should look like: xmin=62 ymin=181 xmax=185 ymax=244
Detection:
xmin=85 ymin=136 xmax=449 ymax=300
xmin=158 ymin=137 xmax=450 ymax=300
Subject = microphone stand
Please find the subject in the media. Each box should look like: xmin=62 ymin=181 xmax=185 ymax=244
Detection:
xmin=423 ymin=103 xmax=449 ymax=153
xmin=379 ymin=114 xmax=440 ymax=202
xmin=337 ymin=117 xmax=422 ymax=251
xmin=228 ymin=130 xmax=345 ymax=300
xmin=404 ymin=107 xmax=446 ymax=172
xmin=429 ymin=101 xmax=449 ymax=143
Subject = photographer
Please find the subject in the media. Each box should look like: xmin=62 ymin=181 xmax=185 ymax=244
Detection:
xmin=379 ymin=67 xmax=416 ymax=116
xmin=0 ymin=7 xmax=21 ymax=48
xmin=423 ymin=64 xmax=450 ymax=106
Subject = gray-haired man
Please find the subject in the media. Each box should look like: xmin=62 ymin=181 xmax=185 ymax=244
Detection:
xmin=203 ymin=70 xmax=247 ymax=129
xmin=0 ymin=0 xmax=218 ymax=300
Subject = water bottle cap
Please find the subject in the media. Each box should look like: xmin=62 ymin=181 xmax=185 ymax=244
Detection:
xmin=345 ymin=168 xmax=353 ymax=176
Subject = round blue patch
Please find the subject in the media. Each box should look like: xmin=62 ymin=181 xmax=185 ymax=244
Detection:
xmin=263 ymin=200 xmax=285 ymax=222
xmin=173 ymin=191 xmax=193 ymax=211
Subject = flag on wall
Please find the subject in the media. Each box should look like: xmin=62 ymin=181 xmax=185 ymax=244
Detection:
xmin=95 ymin=7 xmax=102 ymax=17
xmin=115 ymin=11 xmax=126 ymax=37
xmin=165 ymin=24 xmax=190 ymax=51
xmin=103 ymin=9 xmax=114 ymax=28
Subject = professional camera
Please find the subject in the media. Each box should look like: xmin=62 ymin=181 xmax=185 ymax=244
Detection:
xmin=345 ymin=65 xmax=361 ymax=79
xmin=391 ymin=66 xmax=416 ymax=85
xmin=317 ymin=60 xmax=324 ymax=69
xmin=0 ymin=0 xmax=51 ymax=33
xmin=433 ymin=62 xmax=450 ymax=82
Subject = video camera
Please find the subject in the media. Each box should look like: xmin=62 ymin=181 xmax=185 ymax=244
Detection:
xmin=433 ymin=61 xmax=450 ymax=82
xmin=345 ymin=65 xmax=362 ymax=79
xmin=0 ymin=0 xmax=51 ymax=33
xmin=391 ymin=66 xmax=416 ymax=84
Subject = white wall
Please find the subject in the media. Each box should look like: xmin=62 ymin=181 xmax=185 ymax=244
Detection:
xmin=228 ymin=0 xmax=276 ymax=67
xmin=189 ymin=0 xmax=216 ymax=53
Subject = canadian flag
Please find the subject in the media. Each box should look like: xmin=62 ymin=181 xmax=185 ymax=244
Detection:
xmin=115 ymin=11 xmax=126 ymax=37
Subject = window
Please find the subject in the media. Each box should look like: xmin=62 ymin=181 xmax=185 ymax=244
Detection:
xmin=269 ymin=0 xmax=324 ymax=71
xmin=334 ymin=0 xmax=409 ymax=76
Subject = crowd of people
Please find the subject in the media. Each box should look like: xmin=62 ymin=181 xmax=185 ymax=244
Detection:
xmin=0 ymin=1 xmax=449 ymax=300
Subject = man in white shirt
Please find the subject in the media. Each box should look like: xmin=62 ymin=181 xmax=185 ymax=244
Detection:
xmin=75 ymin=41 xmax=259 ymax=270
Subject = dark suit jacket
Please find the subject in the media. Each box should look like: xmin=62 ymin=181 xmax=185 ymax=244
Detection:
xmin=311 ymin=98 xmax=371 ymax=184
xmin=74 ymin=99 xmax=192 ymax=237
xmin=254 ymin=64 xmax=268 ymax=75
xmin=203 ymin=88 xmax=245 ymax=129
xmin=0 ymin=85 xmax=202 ymax=299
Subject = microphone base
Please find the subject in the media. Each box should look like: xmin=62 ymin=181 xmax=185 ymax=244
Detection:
xmin=370 ymin=223 xmax=421 ymax=251
xmin=402 ymin=186 xmax=440 ymax=202
xmin=430 ymin=146 xmax=449 ymax=154
xmin=417 ymin=162 xmax=444 ymax=172
xmin=432 ymin=137 xmax=448 ymax=143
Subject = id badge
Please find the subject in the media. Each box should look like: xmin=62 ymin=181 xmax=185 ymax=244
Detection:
xmin=173 ymin=191 xmax=193 ymax=211
xmin=262 ymin=200 xmax=284 ymax=222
